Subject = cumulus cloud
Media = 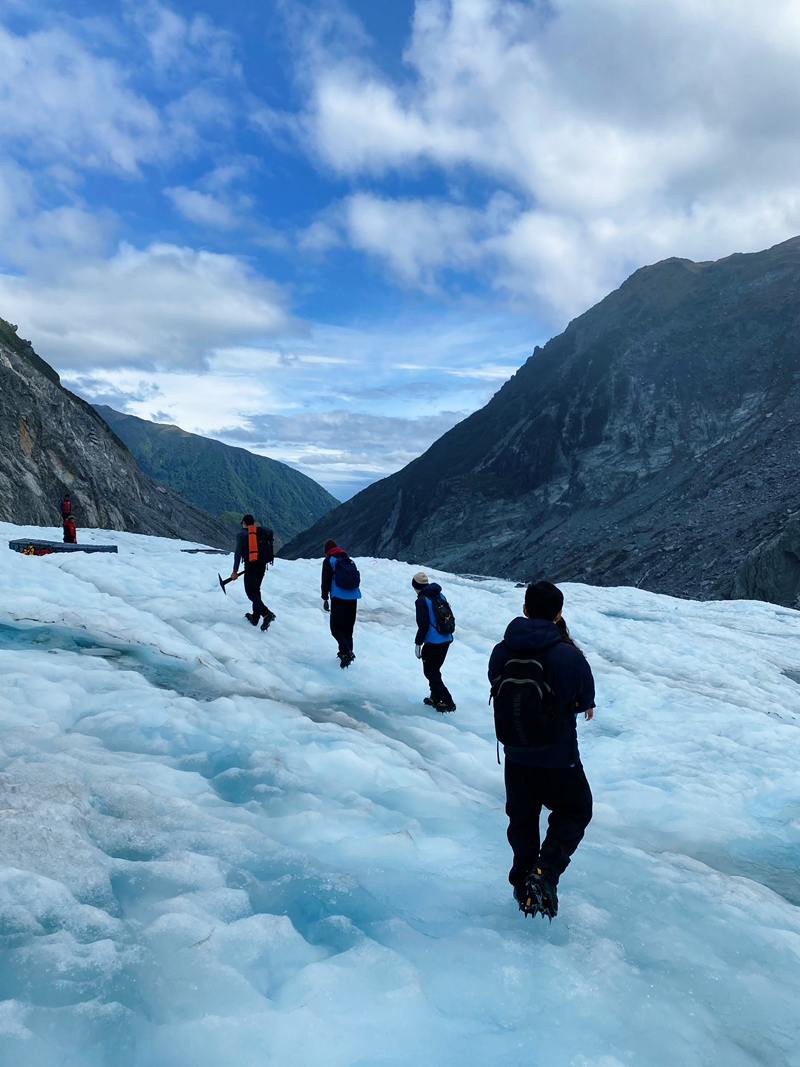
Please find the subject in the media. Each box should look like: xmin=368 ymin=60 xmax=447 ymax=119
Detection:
xmin=285 ymin=0 xmax=800 ymax=319
xmin=0 ymin=12 xmax=287 ymax=379
xmin=0 ymin=23 xmax=161 ymax=174
xmin=165 ymin=186 xmax=237 ymax=227
xmin=0 ymin=242 xmax=296 ymax=370
xmin=164 ymin=164 xmax=255 ymax=229
xmin=343 ymin=191 xmax=516 ymax=289
xmin=124 ymin=0 xmax=240 ymax=79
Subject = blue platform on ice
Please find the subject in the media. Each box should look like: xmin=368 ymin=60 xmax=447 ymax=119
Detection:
xmin=8 ymin=539 xmax=118 ymax=554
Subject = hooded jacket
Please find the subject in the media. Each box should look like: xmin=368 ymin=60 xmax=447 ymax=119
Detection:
xmin=321 ymin=546 xmax=362 ymax=601
xmin=415 ymin=583 xmax=453 ymax=645
xmin=488 ymin=618 xmax=595 ymax=768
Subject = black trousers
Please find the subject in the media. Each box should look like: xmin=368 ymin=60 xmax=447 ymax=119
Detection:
xmin=330 ymin=597 xmax=357 ymax=654
xmin=422 ymin=641 xmax=453 ymax=704
xmin=243 ymin=561 xmax=269 ymax=617
xmin=504 ymin=759 xmax=593 ymax=882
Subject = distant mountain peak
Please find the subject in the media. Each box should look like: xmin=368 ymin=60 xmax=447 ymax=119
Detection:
xmin=282 ymin=235 xmax=800 ymax=606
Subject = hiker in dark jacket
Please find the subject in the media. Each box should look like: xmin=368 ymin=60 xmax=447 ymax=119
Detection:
xmin=62 ymin=514 xmax=77 ymax=544
xmin=321 ymin=539 xmax=361 ymax=667
xmin=489 ymin=580 xmax=595 ymax=919
xmin=412 ymin=570 xmax=456 ymax=712
xmin=229 ymin=514 xmax=275 ymax=631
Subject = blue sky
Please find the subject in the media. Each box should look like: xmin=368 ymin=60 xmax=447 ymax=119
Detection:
xmin=3 ymin=0 xmax=800 ymax=498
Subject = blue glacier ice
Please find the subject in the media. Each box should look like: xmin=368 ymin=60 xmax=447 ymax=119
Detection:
xmin=1 ymin=521 xmax=799 ymax=1066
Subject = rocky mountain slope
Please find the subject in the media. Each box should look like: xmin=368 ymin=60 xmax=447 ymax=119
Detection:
xmin=95 ymin=405 xmax=338 ymax=544
xmin=0 ymin=317 xmax=232 ymax=548
xmin=282 ymin=236 xmax=800 ymax=607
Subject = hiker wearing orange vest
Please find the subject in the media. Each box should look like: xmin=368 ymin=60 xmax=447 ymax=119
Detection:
xmin=229 ymin=514 xmax=276 ymax=631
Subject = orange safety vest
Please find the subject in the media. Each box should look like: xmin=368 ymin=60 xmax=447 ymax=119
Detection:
xmin=247 ymin=524 xmax=259 ymax=562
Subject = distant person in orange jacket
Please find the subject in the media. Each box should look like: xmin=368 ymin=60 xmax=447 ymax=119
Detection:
xmin=62 ymin=514 xmax=77 ymax=543
xmin=59 ymin=494 xmax=72 ymax=519
xmin=228 ymin=514 xmax=276 ymax=631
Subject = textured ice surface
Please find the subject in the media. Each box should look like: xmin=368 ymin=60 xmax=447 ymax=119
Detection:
xmin=1 ymin=521 xmax=800 ymax=1066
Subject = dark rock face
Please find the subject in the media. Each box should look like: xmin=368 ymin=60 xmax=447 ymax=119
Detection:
xmin=283 ymin=236 xmax=800 ymax=606
xmin=0 ymin=318 xmax=232 ymax=549
xmin=95 ymin=405 xmax=339 ymax=544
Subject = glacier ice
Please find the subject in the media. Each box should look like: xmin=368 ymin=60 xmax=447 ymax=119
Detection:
xmin=1 ymin=521 xmax=800 ymax=1066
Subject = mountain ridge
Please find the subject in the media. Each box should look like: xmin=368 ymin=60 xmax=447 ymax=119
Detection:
xmin=0 ymin=317 xmax=232 ymax=548
xmin=282 ymin=236 xmax=800 ymax=607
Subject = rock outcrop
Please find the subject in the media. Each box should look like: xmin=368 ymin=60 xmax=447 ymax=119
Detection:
xmin=282 ymin=236 xmax=800 ymax=606
xmin=0 ymin=317 xmax=232 ymax=548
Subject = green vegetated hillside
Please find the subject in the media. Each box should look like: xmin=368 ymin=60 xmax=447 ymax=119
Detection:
xmin=95 ymin=406 xmax=339 ymax=543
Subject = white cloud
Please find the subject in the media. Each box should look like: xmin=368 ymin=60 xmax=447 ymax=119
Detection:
xmin=343 ymin=191 xmax=516 ymax=289
xmin=0 ymin=24 xmax=161 ymax=174
xmin=285 ymin=0 xmax=800 ymax=320
xmin=165 ymin=186 xmax=237 ymax=227
xmin=0 ymin=8 xmax=243 ymax=196
xmin=124 ymin=0 xmax=240 ymax=79
xmin=0 ymin=242 xmax=296 ymax=370
xmin=227 ymin=409 xmax=467 ymax=498
xmin=60 ymin=310 xmax=536 ymax=496
xmin=297 ymin=219 xmax=342 ymax=252
xmin=66 ymin=365 xmax=277 ymax=430
xmin=164 ymin=164 xmax=255 ymax=229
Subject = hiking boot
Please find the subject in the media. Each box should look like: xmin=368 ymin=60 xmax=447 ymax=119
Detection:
xmin=512 ymin=880 xmax=530 ymax=909
xmin=423 ymin=697 xmax=435 ymax=707
xmin=339 ymin=651 xmax=355 ymax=669
xmin=244 ymin=612 xmax=259 ymax=626
xmin=509 ymin=865 xmax=531 ymax=908
xmin=518 ymin=867 xmax=558 ymax=920
xmin=260 ymin=610 xmax=276 ymax=631
xmin=433 ymin=699 xmax=456 ymax=713
xmin=508 ymin=863 xmax=533 ymax=891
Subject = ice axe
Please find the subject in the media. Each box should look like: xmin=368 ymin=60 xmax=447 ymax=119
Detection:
xmin=218 ymin=572 xmax=241 ymax=595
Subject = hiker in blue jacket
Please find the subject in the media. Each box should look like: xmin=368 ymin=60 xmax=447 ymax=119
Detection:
xmin=321 ymin=539 xmax=361 ymax=668
xmin=489 ymin=580 xmax=595 ymax=919
xmin=413 ymin=570 xmax=456 ymax=713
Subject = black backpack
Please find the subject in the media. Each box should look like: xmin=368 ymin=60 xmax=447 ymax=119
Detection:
xmin=332 ymin=554 xmax=360 ymax=590
xmin=258 ymin=527 xmax=275 ymax=565
xmin=429 ymin=593 xmax=456 ymax=635
xmin=491 ymin=649 xmax=560 ymax=748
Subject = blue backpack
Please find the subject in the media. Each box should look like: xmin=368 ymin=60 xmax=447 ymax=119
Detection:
xmin=332 ymin=555 xmax=360 ymax=590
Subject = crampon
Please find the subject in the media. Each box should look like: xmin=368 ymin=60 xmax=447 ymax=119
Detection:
xmin=514 ymin=868 xmax=558 ymax=921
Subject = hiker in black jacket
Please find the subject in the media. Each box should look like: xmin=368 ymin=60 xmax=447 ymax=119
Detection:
xmin=229 ymin=514 xmax=276 ymax=631
xmin=413 ymin=570 xmax=456 ymax=712
xmin=321 ymin=539 xmax=361 ymax=667
xmin=489 ymin=580 xmax=595 ymax=919
xmin=62 ymin=514 xmax=77 ymax=544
